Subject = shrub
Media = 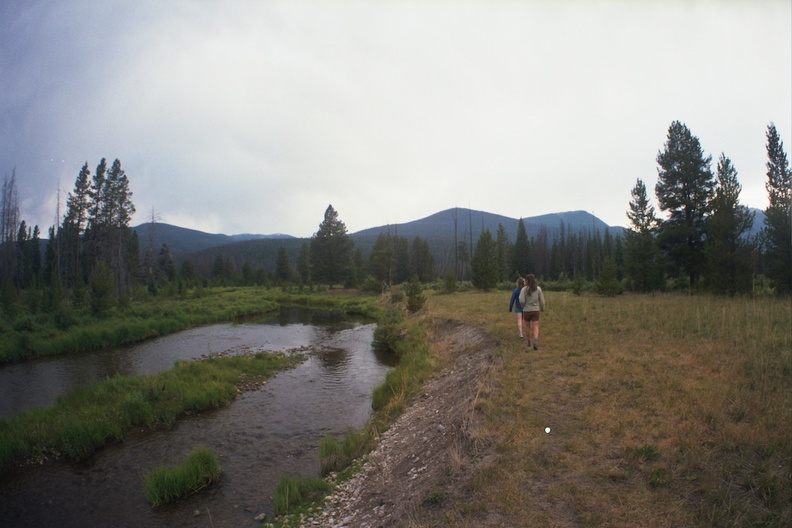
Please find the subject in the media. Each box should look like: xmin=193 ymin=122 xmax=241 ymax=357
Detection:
xmin=441 ymin=269 xmax=458 ymax=294
xmin=404 ymin=275 xmax=426 ymax=313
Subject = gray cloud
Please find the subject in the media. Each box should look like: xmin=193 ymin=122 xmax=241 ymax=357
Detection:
xmin=2 ymin=0 xmax=790 ymax=237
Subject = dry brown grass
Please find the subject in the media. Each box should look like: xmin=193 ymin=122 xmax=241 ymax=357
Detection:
xmin=425 ymin=290 xmax=791 ymax=527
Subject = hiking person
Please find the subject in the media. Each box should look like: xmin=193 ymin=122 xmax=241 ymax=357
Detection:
xmin=508 ymin=277 xmax=526 ymax=338
xmin=519 ymin=274 xmax=545 ymax=350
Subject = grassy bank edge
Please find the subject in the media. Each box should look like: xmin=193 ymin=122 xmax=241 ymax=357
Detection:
xmin=266 ymin=304 xmax=438 ymax=524
xmin=1 ymin=287 xmax=286 ymax=362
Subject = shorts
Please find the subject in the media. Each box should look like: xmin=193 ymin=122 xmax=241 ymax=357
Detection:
xmin=522 ymin=311 xmax=540 ymax=322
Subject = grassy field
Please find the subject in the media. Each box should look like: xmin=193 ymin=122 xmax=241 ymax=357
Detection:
xmin=425 ymin=290 xmax=791 ymax=527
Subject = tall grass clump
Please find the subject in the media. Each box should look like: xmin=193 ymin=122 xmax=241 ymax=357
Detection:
xmin=319 ymin=430 xmax=369 ymax=475
xmin=272 ymin=475 xmax=332 ymax=516
xmin=144 ymin=447 xmax=221 ymax=506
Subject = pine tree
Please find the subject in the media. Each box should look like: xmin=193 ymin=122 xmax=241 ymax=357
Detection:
xmin=157 ymin=244 xmax=177 ymax=283
xmin=310 ymin=205 xmax=354 ymax=287
xmin=410 ymin=236 xmax=435 ymax=283
xmin=368 ymin=232 xmax=396 ymax=283
xmin=61 ymin=163 xmax=92 ymax=289
xmin=763 ymin=123 xmax=792 ymax=294
xmin=705 ymin=155 xmax=755 ymax=295
xmin=88 ymin=259 xmax=115 ymax=317
xmin=404 ymin=274 xmax=426 ymax=313
xmin=595 ymin=257 xmax=621 ymax=296
xmin=624 ymin=178 xmax=663 ymax=291
xmin=276 ymin=246 xmax=291 ymax=282
xmin=180 ymin=260 xmax=196 ymax=286
xmin=495 ymin=223 xmax=512 ymax=282
xmin=511 ymin=218 xmax=530 ymax=279
xmin=655 ymin=121 xmax=715 ymax=289
xmin=297 ymin=242 xmax=311 ymax=284
xmin=472 ymin=229 xmax=498 ymax=289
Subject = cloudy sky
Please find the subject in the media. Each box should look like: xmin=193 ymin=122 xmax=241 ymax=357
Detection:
xmin=2 ymin=1 xmax=790 ymax=238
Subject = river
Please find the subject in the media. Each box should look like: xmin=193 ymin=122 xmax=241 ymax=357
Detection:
xmin=0 ymin=307 xmax=396 ymax=527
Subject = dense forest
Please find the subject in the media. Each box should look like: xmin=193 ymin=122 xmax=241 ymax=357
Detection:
xmin=1 ymin=122 xmax=790 ymax=320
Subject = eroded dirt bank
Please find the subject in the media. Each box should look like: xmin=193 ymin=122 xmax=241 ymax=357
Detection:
xmin=295 ymin=319 xmax=505 ymax=528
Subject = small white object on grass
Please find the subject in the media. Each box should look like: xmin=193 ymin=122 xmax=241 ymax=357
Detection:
xmin=545 ymin=427 xmax=551 ymax=434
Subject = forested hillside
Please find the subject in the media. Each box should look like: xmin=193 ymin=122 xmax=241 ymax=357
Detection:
xmin=149 ymin=208 xmax=623 ymax=278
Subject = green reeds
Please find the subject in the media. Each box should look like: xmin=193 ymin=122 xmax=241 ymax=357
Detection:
xmin=144 ymin=447 xmax=221 ymax=506
xmin=272 ymin=475 xmax=332 ymax=516
xmin=319 ymin=430 xmax=369 ymax=475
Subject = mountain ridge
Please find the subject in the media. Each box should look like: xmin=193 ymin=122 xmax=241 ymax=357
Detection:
xmin=130 ymin=206 xmax=765 ymax=275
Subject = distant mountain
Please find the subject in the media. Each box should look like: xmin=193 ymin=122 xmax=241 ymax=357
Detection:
xmin=352 ymin=208 xmax=620 ymax=243
xmin=348 ymin=208 xmax=623 ymax=270
xmin=132 ymin=207 xmax=767 ymax=275
xmin=132 ymin=223 xmax=293 ymax=259
xmin=747 ymin=208 xmax=766 ymax=238
xmin=229 ymin=233 xmax=296 ymax=242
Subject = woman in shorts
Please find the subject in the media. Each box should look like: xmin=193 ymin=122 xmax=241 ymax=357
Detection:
xmin=519 ymin=274 xmax=545 ymax=350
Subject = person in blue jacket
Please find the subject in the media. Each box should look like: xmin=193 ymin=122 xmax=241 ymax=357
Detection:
xmin=508 ymin=277 xmax=526 ymax=338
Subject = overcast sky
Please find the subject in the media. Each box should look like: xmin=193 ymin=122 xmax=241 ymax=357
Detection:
xmin=2 ymin=1 xmax=790 ymax=238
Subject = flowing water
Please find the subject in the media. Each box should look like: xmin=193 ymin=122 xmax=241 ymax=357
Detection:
xmin=0 ymin=307 xmax=396 ymax=527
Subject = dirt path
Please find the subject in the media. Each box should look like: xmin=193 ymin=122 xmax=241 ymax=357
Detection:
xmin=297 ymin=319 xmax=505 ymax=528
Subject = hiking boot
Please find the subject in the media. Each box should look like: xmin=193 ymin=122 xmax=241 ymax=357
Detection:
xmin=532 ymin=339 xmax=539 ymax=350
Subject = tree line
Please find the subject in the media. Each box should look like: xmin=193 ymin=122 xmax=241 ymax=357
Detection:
xmin=623 ymin=122 xmax=790 ymax=295
xmin=1 ymin=120 xmax=789 ymax=321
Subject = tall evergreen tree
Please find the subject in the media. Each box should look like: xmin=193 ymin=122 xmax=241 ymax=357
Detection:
xmin=275 ymin=246 xmax=291 ymax=282
xmin=624 ymin=178 xmax=663 ymax=291
xmin=368 ymin=232 xmax=397 ymax=283
xmin=410 ymin=236 xmax=435 ymax=283
xmin=180 ymin=260 xmax=196 ymax=286
xmin=156 ymin=244 xmax=177 ymax=283
xmin=297 ymin=242 xmax=311 ymax=284
xmin=511 ymin=218 xmax=530 ymax=279
xmin=60 ymin=163 xmax=92 ymax=288
xmin=705 ymin=155 xmax=755 ymax=295
xmin=310 ymin=205 xmax=354 ymax=287
xmin=393 ymin=236 xmax=410 ymax=284
xmin=655 ymin=121 xmax=715 ymax=289
xmin=472 ymin=229 xmax=498 ymax=289
xmin=763 ymin=123 xmax=792 ymax=294
xmin=495 ymin=223 xmax=512 ymax=282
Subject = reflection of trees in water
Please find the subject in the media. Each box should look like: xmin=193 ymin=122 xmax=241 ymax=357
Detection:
xmin=316 ymin=346 xmax=350 ymax=372
xmin=275 ymin=306 xmax=362 ymax=334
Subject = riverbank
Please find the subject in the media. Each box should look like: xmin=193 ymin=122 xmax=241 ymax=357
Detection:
xmin=295 ymin=319 xmax=500 ymax=527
